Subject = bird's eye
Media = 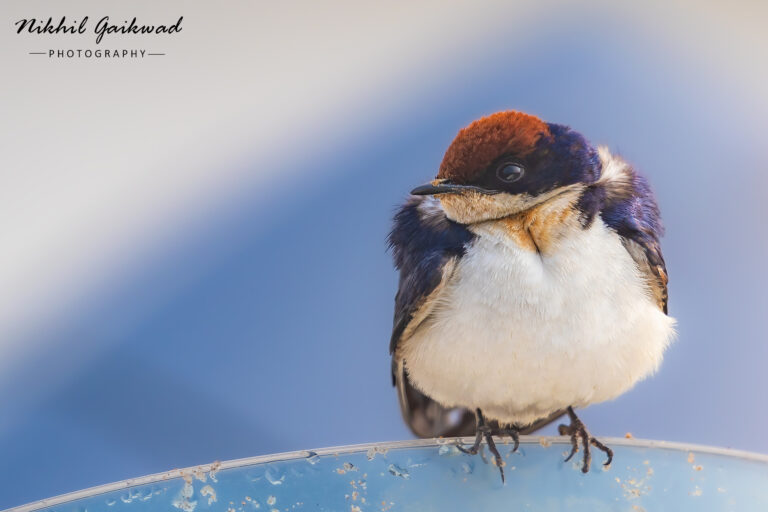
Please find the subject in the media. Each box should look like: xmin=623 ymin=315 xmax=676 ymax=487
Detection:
xmin=496 ymin=163 xmax=525 ymax=183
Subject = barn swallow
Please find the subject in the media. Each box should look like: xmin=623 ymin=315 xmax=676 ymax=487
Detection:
xmin=389 ymin=111 xmax=675 ymax=481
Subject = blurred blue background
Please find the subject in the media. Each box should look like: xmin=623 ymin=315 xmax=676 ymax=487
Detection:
xmin=1 ymin=1 xmax=767 ymax=508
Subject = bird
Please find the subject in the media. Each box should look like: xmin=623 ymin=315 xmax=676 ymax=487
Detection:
xmin=388 ymin=111 xmax=675 ymax=481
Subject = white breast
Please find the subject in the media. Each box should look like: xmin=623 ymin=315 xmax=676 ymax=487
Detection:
xmin=400 ymin=217 xmax=676 ymax=426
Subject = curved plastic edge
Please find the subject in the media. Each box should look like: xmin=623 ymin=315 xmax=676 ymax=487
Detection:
xmin=5 ymin=437 xmax=768 ymax=512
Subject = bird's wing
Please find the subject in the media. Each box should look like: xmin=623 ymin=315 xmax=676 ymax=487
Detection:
xmin=391 ymin=359 xmax=478 ymax=438
xmin=388 ymin=196 xmax=477 ymax=437
xmin=388 ymin=196 xmax=475 ymax=355
xmin=621 ymin=235 xmax=668 ymax=314
xmin=595 ymin=152 xmax=669 ymax=314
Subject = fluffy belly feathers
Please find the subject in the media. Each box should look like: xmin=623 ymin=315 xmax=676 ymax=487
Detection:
xmin=400 ymin=217 xmax=676 ymax=426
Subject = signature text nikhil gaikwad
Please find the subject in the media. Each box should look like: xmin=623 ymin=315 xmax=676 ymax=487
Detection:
xmin=15 ymin=15 xmax=183 ymax=59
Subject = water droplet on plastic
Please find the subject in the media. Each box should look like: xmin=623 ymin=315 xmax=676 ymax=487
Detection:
xmin=265 ymin=467 xmax=285 ymax=485
xmin=305 ymin=451 xmax=320 ymax=465
xmin=387 ymin=464 xmax=410 ymax=479
xmin=105 ymin=499 xmax=117 ymax=507
xmin=438 ymin=445 xmax=459 ymax=456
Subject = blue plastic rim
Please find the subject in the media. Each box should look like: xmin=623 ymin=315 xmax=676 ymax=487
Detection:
xmin=6 ymin=437 xmax=768 ymax=512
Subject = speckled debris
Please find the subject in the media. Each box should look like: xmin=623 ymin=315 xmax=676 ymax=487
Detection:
xmin=172 ymin=482 xmax=197 ymax=512
xmin=366 ymin=446 xmax=389 ymax=461
xmin=209 ymin=461 xmax=221 ymax=483
xmin=616 ymin=464 xmax=654 ymax=501
xmin=200 ymin=485 xmax=217 ymax=505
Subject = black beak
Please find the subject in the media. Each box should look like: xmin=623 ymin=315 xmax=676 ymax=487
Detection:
xmin=410 ymin=180 xmax=500 ymax=196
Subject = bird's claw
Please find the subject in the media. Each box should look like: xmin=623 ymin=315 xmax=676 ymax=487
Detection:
xmin=454 ymin=409 xmax=523 ymax=483
xmin=500 ymin=427 xmax=520 ymax=453
xmin=455 ymin=430 xmax=485 ymax=455
xmin=558 ymin=406 xmax=613 ymax=473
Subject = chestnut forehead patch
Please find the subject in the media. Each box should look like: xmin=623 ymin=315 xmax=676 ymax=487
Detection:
xmin=438 ymin=111 xmax=551 ymax=182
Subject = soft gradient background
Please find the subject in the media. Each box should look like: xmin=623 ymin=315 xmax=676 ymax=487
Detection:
xmin=2 ymin=0 xmax=767 ymax=508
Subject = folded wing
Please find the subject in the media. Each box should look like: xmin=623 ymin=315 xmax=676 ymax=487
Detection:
xmin=388 ymin=196 xmax=477 ymax=437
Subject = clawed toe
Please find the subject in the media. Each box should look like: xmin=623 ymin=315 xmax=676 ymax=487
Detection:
xmin=455 ymin=438 xmax=481 ymax=455
xmin=454 ymin=409 xmax=513 ymax=483
xmin=499 ymin=427 xmax=520 ymax=453
xmin=558 ymin=406 xmax=612 ymax=473
xmin=590 ymin=436 xmax=613 ymax=467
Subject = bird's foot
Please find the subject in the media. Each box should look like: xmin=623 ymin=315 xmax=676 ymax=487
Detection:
xmin=558 ymin=406 xmax=613 ymax=473
xmin=455 ymin=409 xmax=508 ymax=482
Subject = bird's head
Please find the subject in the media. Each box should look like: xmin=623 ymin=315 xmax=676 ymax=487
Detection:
xmin=412 ymin=111 xmax=601 ymax=224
